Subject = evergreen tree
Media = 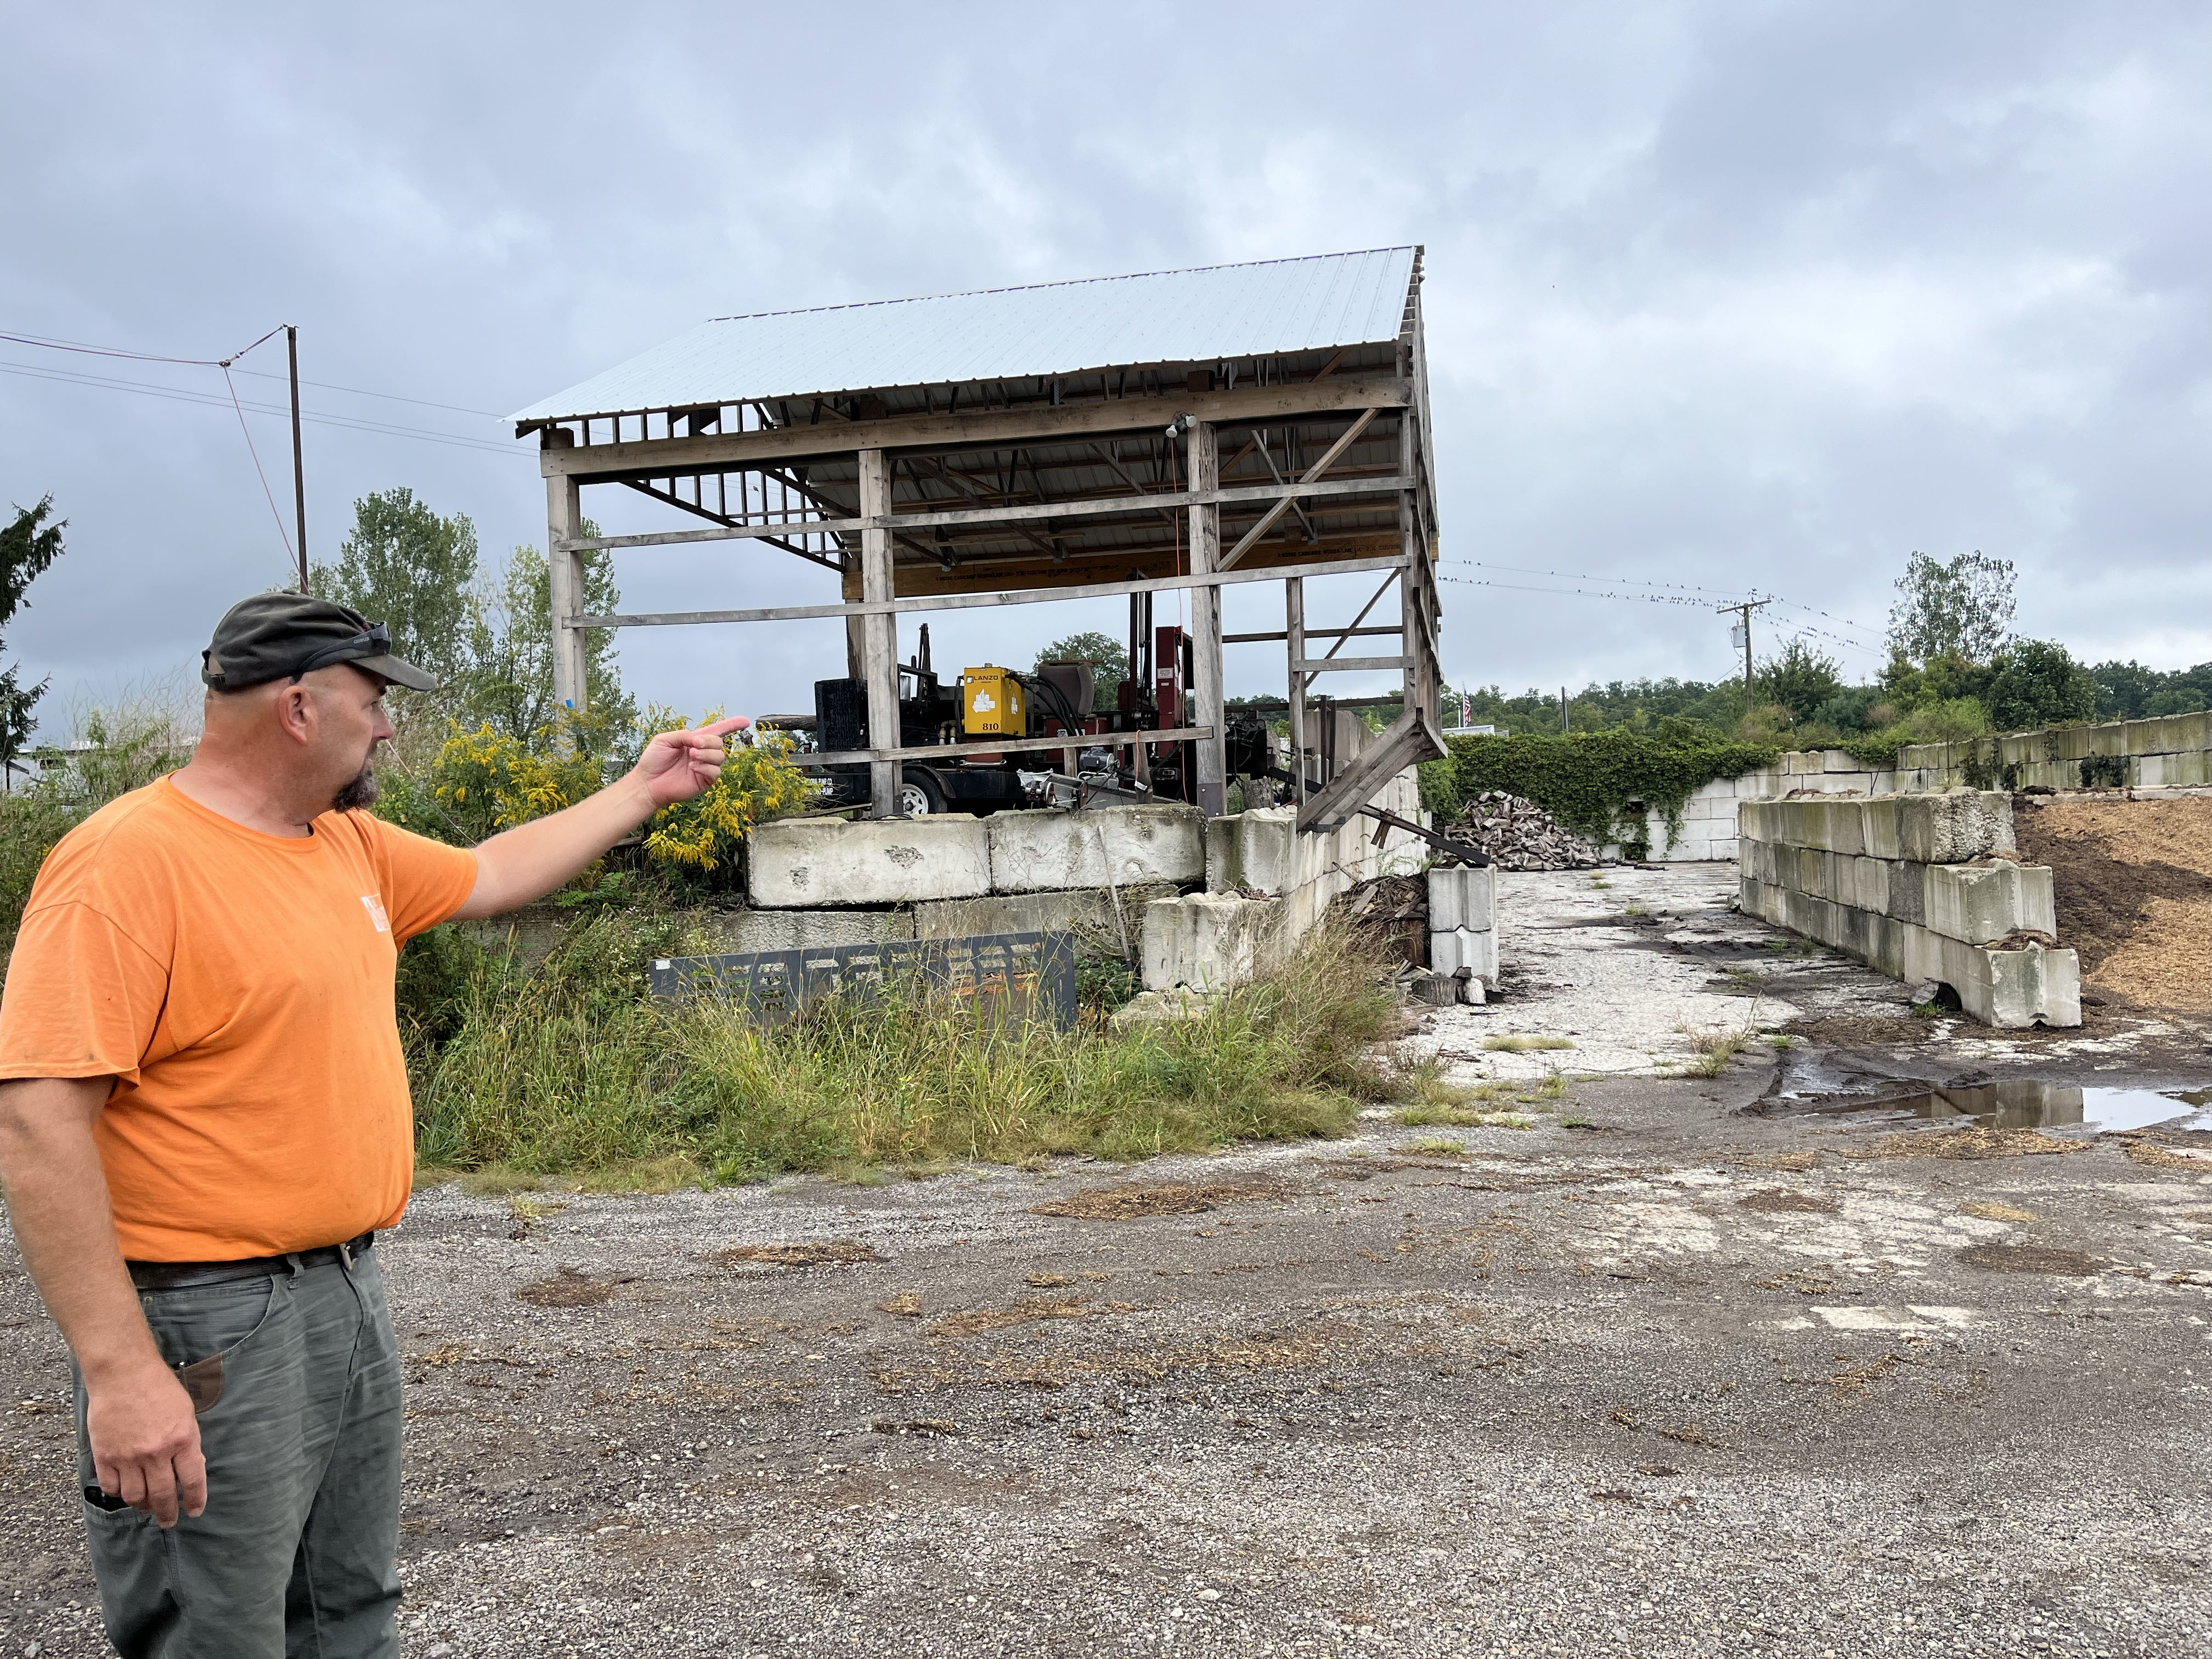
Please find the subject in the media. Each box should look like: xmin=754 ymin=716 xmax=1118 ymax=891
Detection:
xmin=0 ymin=497 xmax=65 ymax=781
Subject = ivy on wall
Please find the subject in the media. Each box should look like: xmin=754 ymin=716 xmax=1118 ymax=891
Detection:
xmin=1422 ymin=732 xmax=1781 ymax=856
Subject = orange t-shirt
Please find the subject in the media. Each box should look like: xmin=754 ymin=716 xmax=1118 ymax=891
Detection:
xmin=0 ymin=776 xmax=477 ymax=1261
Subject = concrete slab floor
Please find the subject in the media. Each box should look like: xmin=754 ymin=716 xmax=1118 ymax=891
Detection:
xmin=2 ymin=865 xmax=2208 ymax=1657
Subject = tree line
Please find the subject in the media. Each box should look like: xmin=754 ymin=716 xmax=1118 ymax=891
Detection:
xmin=1451 ymin=551 xmax=2205 ymax=750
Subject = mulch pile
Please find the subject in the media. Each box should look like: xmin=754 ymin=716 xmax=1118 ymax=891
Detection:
xmin=2015 ymin=795 xmax=2212 ymax=1012
xmin=1444 ymin=791 xmax=1604 ymax=871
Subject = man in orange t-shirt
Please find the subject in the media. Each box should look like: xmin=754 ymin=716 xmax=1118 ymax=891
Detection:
xmin=0 ymin=592 xmax=748 ymax=1657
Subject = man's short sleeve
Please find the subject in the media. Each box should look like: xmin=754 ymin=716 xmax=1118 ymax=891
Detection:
xmin=0 ymin=901 xmax=167 ymax=1086
xmin=357 ymin=816 xmax=479 ymax=943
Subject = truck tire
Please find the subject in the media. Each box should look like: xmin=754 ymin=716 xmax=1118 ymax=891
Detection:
xmin=899 ymin=770 xmax=949 ymax=816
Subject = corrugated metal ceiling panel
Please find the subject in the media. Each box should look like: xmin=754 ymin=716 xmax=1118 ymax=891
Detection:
xmin=509 ymin=247 xmax=1416 ymax=424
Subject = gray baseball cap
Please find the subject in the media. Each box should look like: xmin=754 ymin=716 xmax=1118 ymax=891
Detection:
xmin=200 ymin=592 xmax=439 ymax=692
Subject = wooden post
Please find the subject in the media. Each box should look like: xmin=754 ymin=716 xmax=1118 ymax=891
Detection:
xmin=1186 ymin=420 xmax=1226 ymax=817
xmin=544 ymin=428 xmax=588 ymax=741
xmin=857 ymin=448 xmax=901 ymax=816
xmin=1285 ymin=577 xmax=1307 ymax=804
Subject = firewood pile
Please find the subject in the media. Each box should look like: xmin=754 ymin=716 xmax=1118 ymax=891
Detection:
xmin=1445 ymin=791 xmax=1605 ymax=871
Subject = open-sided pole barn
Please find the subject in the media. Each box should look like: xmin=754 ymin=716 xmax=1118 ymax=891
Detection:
xmin=509 ymin=246 xmax=1443 ymax=833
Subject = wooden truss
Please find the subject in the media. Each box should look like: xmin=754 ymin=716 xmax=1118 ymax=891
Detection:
xmin=533 ymin=309 xmax=1443 ymax=833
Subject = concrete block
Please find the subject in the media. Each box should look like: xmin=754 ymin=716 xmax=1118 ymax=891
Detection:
xmin=2136 ymin=754 xmax=2166 ymax=788
xmin=709 ymin=907 xmax=917 ymax=951
xmin=989 ymin=804 xmax=1203 ymax=895
xmin=2171 ymin=749 xmax=2211 ymax=787
xmin=2087 ymin=723 xmax=2128 ymax=758
xmin=1845 ymin=854 xmax=1889 ymax=914
xmin=1860 ymin=798 xmax=1901 ymax=860
xmin=914 ymin=885 xmax=1172 ymax=946
xmin=1429 ymin=864 xmax=1496 ymax=932
xmin=1141 ymin=891 xmax=1288 ymax=991
xmin=1820 ymin=749 xmax=1861 ymax=774
xmin=1824 ymin=798 xmax=1867 ymax=856
xmin=748 ymin=816 xmax=990 ymax=908
xmin=1921 ymin=862 xmax=2056 ymax=945
xmin=1204 ymin=807 xmax=1293 ymax=895
xmin=1429 ymin=927 xmax=1499 ymax=985
xmin=1896 ymin=791 xmax=2013 ymax=864
xmin=1886 ymin=857 xmax=1926 ymax=925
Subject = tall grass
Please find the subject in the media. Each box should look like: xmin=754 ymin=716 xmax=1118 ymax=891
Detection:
xmin=408 ymin=909 xmax=1406 ymax=1184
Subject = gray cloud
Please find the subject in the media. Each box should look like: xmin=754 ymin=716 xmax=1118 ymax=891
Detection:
xmin=3 ymin=1 xmax=2207 ymax=730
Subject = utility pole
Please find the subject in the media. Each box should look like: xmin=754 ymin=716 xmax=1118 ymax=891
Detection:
xmin=286 ymin=325 xmax=308 ymax=594
xmin=1560 ymin=686 xmax=1568 ymax=733
xmin=1716 ymin=597 xmax=1771 ymax=707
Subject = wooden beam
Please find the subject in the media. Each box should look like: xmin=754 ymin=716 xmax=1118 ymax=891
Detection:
xmin=538 ymin=373 xmax=1413 ymax=479
xmin=571 ymin=551 xmax=1410 ymax=630
xmin=543 ymin=428 xmax=588 ymax=729
xmin=883 ymin=531 xmax=1402 ymax=598
xmin=1286 ymin=577 xmax=1307 ymax=807
xmin=555 ymin=473 xmax=1408 ymax=552
xmin=1220 ymin=408 xmax=1381 ymax=571
xmin=1291 ymin=656 xmax=1409 ymax=674
xmin=789 ymin=725 xmax=1214 ymax=769
xmin=858 ymin=449 xmax=900 ymax=817
xmin=1187 ymin=419 xmax=1226 ymax=817
xmin=1223 ymin=625 xmax=1398 ymax=645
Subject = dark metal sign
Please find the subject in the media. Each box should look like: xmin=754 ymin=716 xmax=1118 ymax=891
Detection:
xmin=648 ymin=930 xmax=1077 ymax=1028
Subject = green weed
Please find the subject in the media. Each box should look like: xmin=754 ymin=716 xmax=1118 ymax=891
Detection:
xmin=1483 ymin=1034 xmax=1576 ymax=1052
xmin=408 ymin=910 xmax=1408 ymax=1184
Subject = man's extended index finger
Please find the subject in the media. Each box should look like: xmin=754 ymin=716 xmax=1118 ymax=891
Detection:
xmin=697 ymin=715 xmax=752 ymax=737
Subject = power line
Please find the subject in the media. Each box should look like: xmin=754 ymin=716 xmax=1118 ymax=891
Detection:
xmin=0 ymin=360 xmax=522 ymax=455
xmin=1446 ymin=558 xmax=1886 ymax=643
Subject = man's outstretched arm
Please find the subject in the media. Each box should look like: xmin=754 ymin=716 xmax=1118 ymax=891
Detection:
xmin=0 ymin=1075 xmax=206 ymax=1526
xmin=450 ymin=714 xmax=751 ymax=920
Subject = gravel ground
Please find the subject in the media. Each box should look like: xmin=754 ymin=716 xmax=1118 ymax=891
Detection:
xmin=4 ymin=866 xmax=2210 ymax=1658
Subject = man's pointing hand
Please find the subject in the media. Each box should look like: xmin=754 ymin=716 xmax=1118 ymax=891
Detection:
xmin=633 ymin=715 xmax=753 ymax=808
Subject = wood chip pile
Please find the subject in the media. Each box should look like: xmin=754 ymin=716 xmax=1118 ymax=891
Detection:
xmin=1446 ymin=791 xmax=1605 ymax=871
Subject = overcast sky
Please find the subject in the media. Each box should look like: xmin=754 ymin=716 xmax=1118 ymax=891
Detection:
xmin=4 ymin=2 xmax=2208 ymax=731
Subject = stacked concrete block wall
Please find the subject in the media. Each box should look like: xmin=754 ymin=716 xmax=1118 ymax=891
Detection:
xmin=1895 ymin=712 xmax=2212 ymax=793
xmin=1147 ymin=768 xmax=1428 ymax=991
xmin=1735 ymin=790 xmax=2080 ymax=1029
xmin=1617 ymin=753 xmax=1900 ymax=864
xmin=1426 ymin=862 xmax=1497 ymax=998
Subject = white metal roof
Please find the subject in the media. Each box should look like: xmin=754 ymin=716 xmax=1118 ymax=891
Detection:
xmin=509 ymin=247 xmax=1418 ymax=424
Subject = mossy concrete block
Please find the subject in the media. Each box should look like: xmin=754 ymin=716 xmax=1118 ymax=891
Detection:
xmin=2171 ymin=749 xmax=2211 ymax=787
xmin=988 ymin=804 xmax=1203 ymax=895
xmin=748 ymin=815 xmax=991 ymax=908
xmin=1886 ymin=857 xmax=1925 ymax=925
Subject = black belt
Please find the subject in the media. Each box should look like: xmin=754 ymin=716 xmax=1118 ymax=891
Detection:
xmin=126 ymin=1232 xmax=375 ymax=1291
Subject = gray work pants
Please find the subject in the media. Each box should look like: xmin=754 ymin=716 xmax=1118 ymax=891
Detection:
xmin=73 ymin=1247 xmax=404 ymax=1658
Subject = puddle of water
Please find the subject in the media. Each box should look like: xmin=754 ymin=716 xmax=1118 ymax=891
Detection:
xmin=1784 ymin=1080 xmax=2212 ymax=1136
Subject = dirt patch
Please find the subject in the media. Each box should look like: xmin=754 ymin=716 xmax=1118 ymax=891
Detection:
xmin=1739 ymin=1188 xmax=1840 ymax=1215
xmin=1781 ymin=1015 xmax=1932 ymax=1046
xmin=708 ymin=1242 xmax=883 ymax=1267
xmin=1030 ymin=1180 xmax=1296 ymax=1220
xmin=516 ymin=1265 xmax=634 ymax=1307
xmin=1859 ymin=1126 xmax=2093 ymax=1161
xmin=1959 ymin=1244 xmax=2106 ymax=1276
xmin=926 ymin=1295 xmax=1135 ymax=1339
xmin=2016 ymin=798 xmax=2212 ymax=1008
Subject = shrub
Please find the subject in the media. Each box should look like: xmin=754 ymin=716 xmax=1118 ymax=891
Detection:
xmin=1436 ymin=729 xmax=1780 ymax=852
